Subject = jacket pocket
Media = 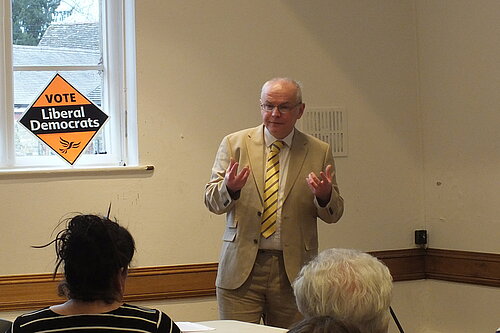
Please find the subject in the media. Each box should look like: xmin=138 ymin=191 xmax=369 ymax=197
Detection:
xmin=222 ymin=219 xmax=237 ymax=242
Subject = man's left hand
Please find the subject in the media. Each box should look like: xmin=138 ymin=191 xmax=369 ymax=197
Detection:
xmin=306 ymin=164 xmax=333 ymax=205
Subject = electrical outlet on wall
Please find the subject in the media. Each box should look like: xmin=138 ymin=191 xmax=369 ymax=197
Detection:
xmin=415 ymin=229 xmax=428 ymax=247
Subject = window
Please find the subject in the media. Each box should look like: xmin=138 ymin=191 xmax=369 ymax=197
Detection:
xmin=0 ymin=0 xmax=137 ymax=169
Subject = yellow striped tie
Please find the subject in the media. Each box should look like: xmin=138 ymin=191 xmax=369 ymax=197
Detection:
xmin=261 ymin=140 xmax=284 ymax=238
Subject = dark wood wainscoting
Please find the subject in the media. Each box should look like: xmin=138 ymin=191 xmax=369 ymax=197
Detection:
xmin=370 ymin=248 xmax=426 ymax=281
xmin=425 ymin=249 xmax=500 ymax=287
xmin=0 ymin=263 xmax=218 ymax=311
xmin=0 ymin=249 xmax=498 ymax=311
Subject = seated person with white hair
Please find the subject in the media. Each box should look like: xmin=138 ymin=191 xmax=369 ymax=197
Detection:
xmin=292 ymin=248 xmax=393 ymax=333
xmin=288 ymin=316 xmax=361 ymax=333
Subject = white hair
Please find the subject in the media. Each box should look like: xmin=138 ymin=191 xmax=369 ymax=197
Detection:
xmin=261 ymin=77 xmax=303 ymax=103
xmin=293 ymin=248 xmax=393 ymax=333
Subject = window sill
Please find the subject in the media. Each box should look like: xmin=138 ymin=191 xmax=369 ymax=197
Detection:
xmin=0 ymin=165 xmax=154 ymax=179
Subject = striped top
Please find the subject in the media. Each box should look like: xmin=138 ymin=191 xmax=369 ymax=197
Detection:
xmin=9 ymin=303 xmax=181 ymax=333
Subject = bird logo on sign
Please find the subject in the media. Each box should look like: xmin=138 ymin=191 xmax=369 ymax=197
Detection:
xmin=59 ymin=137 xmax=81 ymax=154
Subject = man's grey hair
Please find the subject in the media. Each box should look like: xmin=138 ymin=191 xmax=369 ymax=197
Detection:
xmin=293 ymin=248 xmax=393 ymax=333
xmin=261 ymin=77 xmax=303 ymax=103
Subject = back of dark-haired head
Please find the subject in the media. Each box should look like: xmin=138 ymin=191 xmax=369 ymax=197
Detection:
xmin=52 ymin=214 xmax=135 ymax=303
xmin=288 ymin=316 xmax=362 ymax=333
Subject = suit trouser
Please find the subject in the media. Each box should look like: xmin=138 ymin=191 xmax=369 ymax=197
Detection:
xmin=216 ymin=249 xmax=302 ymax=329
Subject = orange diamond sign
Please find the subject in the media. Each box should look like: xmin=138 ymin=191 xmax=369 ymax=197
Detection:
xmin=19 ymin=74 xmax=108 ymax=165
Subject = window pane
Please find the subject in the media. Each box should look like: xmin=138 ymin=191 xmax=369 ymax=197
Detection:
xmin=4 ymin=0 xmax=135 ymax=168
xmin=12 ymin=0 xmax=101 ymax=67
xmin=13 ymin=40 xmax=101 ymax=67
xmin=11 ymin=0 xmax=109 ymax=161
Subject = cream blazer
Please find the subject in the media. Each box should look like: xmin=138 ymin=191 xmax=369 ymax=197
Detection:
xmin=205 ymin=125 xmax=344 ymax=289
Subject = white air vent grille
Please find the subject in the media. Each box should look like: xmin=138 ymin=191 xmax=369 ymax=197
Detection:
xmin=299 ymin=107 xmax=347 ymax=157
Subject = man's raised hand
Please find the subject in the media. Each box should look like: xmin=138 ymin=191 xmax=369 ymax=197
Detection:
xmin=225 ymin=158 xmax=250 ymax=193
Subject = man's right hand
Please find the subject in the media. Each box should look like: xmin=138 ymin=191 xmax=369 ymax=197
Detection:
xmin=225 ymin=158 xmax=250 ymax=193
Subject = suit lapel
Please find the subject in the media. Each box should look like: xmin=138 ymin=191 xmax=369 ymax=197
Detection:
xmin=283 ymin=130 xmax=308 ymax=203
xmin=246 ymin=125 xmax=266 ymax=203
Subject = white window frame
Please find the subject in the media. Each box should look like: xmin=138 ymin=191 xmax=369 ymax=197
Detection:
xmin=0 ymin=0 xmax=137 ymax=170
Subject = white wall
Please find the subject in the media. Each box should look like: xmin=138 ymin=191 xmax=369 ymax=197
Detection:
xmin=0 ymin=0 xmax=421 ymax=273
xmin=413 ymin=1 xmax=500 ymax=332
xmin=417 ymin=0 xmax=500 ymax=253
xmin=134 ymin=0 xmax=422 ymax=257
xmin=1 ymin=1 xmax=498 ymax=332
xmin=390 ymin=280 xmax=500 ymax=333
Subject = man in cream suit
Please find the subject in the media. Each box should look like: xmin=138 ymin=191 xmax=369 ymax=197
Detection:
xmin=204 ymin=78 xmax=344 ymax=328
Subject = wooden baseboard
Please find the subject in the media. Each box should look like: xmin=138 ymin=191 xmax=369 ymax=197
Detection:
xmin=0 ymin=263 xmax=218 ymax=311
xmin=0 ymin=248 xmax=498 ymax=311
xmin=124 ymin=263 xmax=218 ymax=302
xmin=370 ymin=248 xmax=427 ymax=281
xmin=425 ymin=248 xmax=500 ymax=288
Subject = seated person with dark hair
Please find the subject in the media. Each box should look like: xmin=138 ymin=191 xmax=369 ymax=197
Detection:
xmin=292 ymin=248 xmax=393 ymax=333
xmin=288 ymin=316 xmax=361 ymax=333
xmin=9 ymin=214 xmax=180 ymax=333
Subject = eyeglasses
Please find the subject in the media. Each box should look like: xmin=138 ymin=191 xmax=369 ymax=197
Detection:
xmin=260 ymin=102 xmax=302 ymax=114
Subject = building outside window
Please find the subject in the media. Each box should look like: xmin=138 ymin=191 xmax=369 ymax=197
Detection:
xmin=0 ymin=0 xmax=137 ymax=169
